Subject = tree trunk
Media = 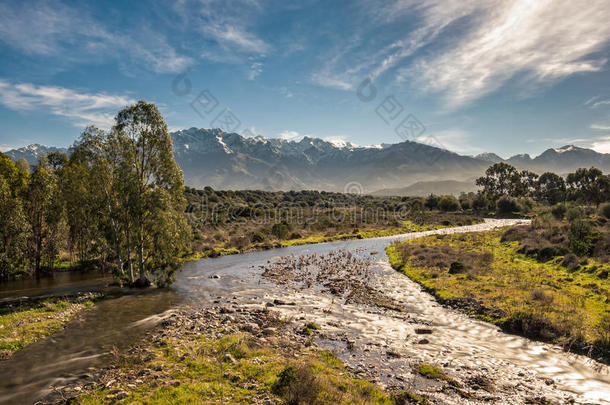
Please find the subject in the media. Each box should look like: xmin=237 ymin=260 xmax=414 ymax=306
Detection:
xmin=138 ymin=223 xmax=145 ymax=281
xmin=126 ymin=224 xmax=135 ymax=283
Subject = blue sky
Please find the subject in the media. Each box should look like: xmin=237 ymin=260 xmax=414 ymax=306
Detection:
xmin=2 ymin=0 xmax=610 ymax=158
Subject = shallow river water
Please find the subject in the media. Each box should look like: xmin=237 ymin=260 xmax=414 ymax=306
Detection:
xmin=0 ymin=219 xmax=609 ymax=404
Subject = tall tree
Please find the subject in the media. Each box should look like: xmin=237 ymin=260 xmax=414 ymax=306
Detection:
xmin=26 ymin=157 xmax=62 ymax=276
xmin=476 ymin=163 xmax=522 ymax=200
xmin=566 ymin=167 xmax=603 ymax=205
xmin=72 ymin=126 xmax=126 ymax=278
xmin=0 ymin=171 xmax=30 ymax=279
xmin=113 ymin=101 xmax=190 ymax=285
xmin=537 ymin=172 xmax=566 ymax=205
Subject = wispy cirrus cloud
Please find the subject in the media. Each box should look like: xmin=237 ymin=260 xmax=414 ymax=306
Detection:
xmin=313 ymin=0 xmax=610 ymax=109
xmin=0 ymin=0 xmax=193 ymax=74
xmin=0 ymin=80 xmax=135 ymax=128
xmin=591 ymin=124 xmax=610 ymax=131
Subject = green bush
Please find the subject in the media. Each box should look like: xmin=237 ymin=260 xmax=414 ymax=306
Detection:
xmin=551 ymin=204 xmax=567 ymax=220
xmin=568 ymin=219 xmax=592 ymax=256
xmin=458 ymin=196 xmax=472 ymax=210
xmin=251 ymin=231 xmax=266 ymax=243
xmin=272 ymin=365 xmax=320 ymax=405
xmin=271 ymin=221 xmax=291 ymax=239
xmin=566 ymin=206 xmax=585 ymax=222
xmin=496 ymin=196 xmax=518 ymax=214
xmin=424 ymin=194 xmax=439 ymax=210
xmin=438 ymin=196 xmax=460 ymax=212
xmin=472 ymin=194 xmax=489 ymax=212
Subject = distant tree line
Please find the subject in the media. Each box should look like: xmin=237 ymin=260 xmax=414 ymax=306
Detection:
xmin=0 ymin=101 xmax=190 ymax=285
xmin=476 ymin=162 xmax=610 ymax=207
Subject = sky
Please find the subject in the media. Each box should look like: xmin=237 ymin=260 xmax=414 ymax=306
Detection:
xmin=2 ymin=0 xmax=610 ymax=158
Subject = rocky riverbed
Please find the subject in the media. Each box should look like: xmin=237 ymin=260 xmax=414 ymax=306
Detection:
xmin=3 ymin=219 xmax=609 ymax=404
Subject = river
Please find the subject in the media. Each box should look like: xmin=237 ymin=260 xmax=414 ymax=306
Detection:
xmin=0 ymin=219 xmax=608 ymax=404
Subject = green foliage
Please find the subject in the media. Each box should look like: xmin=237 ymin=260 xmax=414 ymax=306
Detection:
xmin=271 ymin=221 xmax=291 ymax=239
xmin=0 ymin=295 xmax=94 ymax=358
xmin=568 ymin=219 xmax=593 ymax=256
xmin=496 ymin=196 xmax=518 ymax=214
xmin=477 ymin=163 xmax=610 ymax=207
xmin=0 ymin=176 xmax=29 ymax=279
xmin=537 ymin=172 xmax=566 ymax=205
xmin=388 ymin=230 xmax=610 ymax=362
xmin=438 ymin=196 xmax=459 ymax=212
xmin=475 ymin=162 xmax=522 ymax=200
xmin=551 ymin=204 xmax=567 ymax=220
xmin=599 ymin=202 xmax=610 ymax=220
xmin=414 ymin=364 xmax=451 ymax=382
xmin=424 ymin=194 xmax=439 ymax=210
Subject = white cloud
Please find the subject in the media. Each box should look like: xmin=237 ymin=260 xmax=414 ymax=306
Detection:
xmin=279 ymin=130 xmax=303 ymax=141
xmin=248 ymin=61 xmax=264 ymax=80
xmin=203 ymin=25 xmax=270 ymax=54
xmin=313 ymin=0 xmax=610 ymax=108
xmin=174 ymin=0 xmax=270 ymax=58
xmin=589 ymin=100 xmax=610 ymax=108
xmin=412 ymin=0 xmax=610 ymax=107
xmin=591 ymin=124 xmax=610 ymax=131
xmin=0 ymin=80 xmax=136 ymax=128
xmin=591 ymin=136 xmax=610 ymax=153
xmin=0 ymin=1 xmax=193 ymax=74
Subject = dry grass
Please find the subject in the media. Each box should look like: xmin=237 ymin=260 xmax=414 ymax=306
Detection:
xmin=387 ymin=230 xmax=610 ymax=363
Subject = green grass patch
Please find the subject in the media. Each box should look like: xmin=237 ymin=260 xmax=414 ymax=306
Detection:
xmin=388 ymin=230 xmax=610 ymax=362
xmin=0 ymin=296 xmax=95 ymax=358
xmin=78 ymin=332 xmax=394 ymax=405
xmin=414 ymin=364 xmax=450 ymax=382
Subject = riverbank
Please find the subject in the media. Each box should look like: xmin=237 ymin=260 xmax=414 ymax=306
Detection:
xmin=0 ymin=293 xmax=102 ymax=359
xmin=387 ymin=229 xmax=610 ymax=364
xmin=55 ymin=305 xmax=403 ymax=405
xmin=188 ymin=216 xmax=484 ymax=260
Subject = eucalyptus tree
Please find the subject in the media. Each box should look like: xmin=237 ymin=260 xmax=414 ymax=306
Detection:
xmin=71 ymin=126 xmax=126 ymax=278
xmin=0 ymin=163 xmax=30 ymax=279
xmin=26 ymin=156 xmax=64 ymax=276
xmin=113 ymin=101 xmax=190 ymax=286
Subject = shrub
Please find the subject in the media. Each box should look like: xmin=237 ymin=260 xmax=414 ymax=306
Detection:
xmin=599 ymin=202 xmax=610 ymax=220
xmin=530 ymin=288 xmax=554 ymax=305
xmin=566 ymin=206 xmax=585 ymax=222
xmin=562 ymin=253 xmax=580 ymax=271
xmin=532 ymin=212 xmax=554 ymax=229
xmin=472 ymin=193 xmax=489 ymax=212
xmin=438 ymin=196 xmax=460 ymax=212
xmin=496 ymin=196 xmax=518 ymax=214
xmin=551 ymin=204 xmax=567 ymax=220
xmin=568 ymin=219 xmax=592 ymax=256
xmin=517 ymin=198 xmax=533 ymax=213
xmin=448 ymin=261 xmax=466 ymax=274
xmin=272 ymin=365 xmax=320 ymax=405
xmin=459 ymin=196 xmax=472 ymax=210
xmin=271 ymin=221 xmax=291 ymax=239
xmin=251 ymin=231 xmax=266 ymax=243
xmin=424 ymin=194 xmax=439 ymax=210
xmin=537 ymin=246 xmax=563 ymax=262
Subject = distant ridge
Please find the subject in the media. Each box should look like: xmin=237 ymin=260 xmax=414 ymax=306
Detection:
xmin=4 ymin=131 xmax=610 ymax=192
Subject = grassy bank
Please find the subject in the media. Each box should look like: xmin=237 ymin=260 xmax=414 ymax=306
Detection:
xmin=74 ymin=307 xmax=430 ymax=405
xmin=387 ymin=230 xmax=610 ymax=363
xmin=188 ymin=215 xmax=483 ymax=260
xmin=0 ymin=293 xmax=99 ymax=358
xmin=78 ymin=334 xmax=392 ymax=404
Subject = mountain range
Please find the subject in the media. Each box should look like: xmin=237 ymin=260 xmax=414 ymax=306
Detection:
xmin=4 ymin=128 xmax=610 ymax=195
